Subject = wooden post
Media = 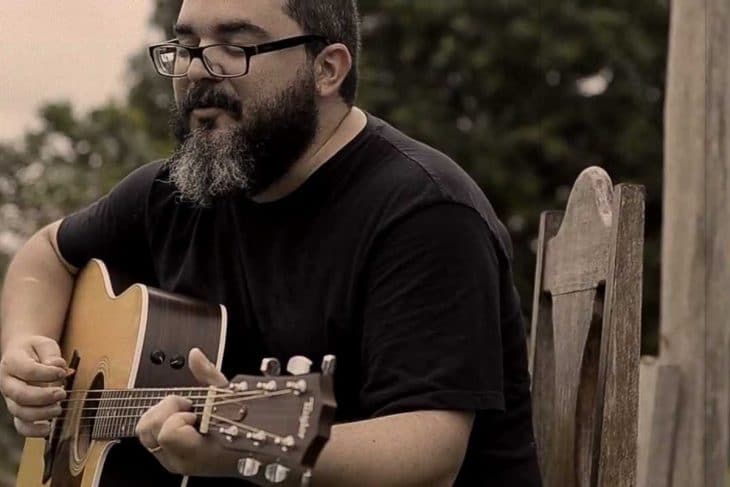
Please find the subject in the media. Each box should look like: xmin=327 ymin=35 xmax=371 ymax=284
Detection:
xmin=637 ymin=358 xmax=680 ymax=487
xmin=661 ymin=0 xmax=730 ymax=485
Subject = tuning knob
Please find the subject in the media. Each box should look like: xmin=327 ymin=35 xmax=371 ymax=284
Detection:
xmin=321 ymin=355 xmax=336 ymax=375
xmin=260 ymin=358 xmax=281 ymax=376
xmin=287 ymin=356 xmax=312 ymax=375
xmin=237 ymin=457 xmax=262 ymax=477
xmin=265 ymin=463 xmax=290 ymax=483
xmin=301 ymin=470 xmax=313 ymax=486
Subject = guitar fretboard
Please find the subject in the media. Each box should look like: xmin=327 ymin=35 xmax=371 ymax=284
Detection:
xmin=86 ymin=388 xmax=209 ymax=440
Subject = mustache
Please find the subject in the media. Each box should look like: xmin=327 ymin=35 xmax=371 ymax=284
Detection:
xmin=181 ymin=83 xmax=243 ymax=120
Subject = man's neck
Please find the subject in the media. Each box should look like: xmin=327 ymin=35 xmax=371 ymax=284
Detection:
xmin=251 ymin=105 xmax=368 ymax=203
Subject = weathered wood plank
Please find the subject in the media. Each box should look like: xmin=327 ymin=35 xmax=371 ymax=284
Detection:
xmin=530 ymin=167 xmax=644 ymax=487
xmin=529 ymin=210 xmax=563 ymax=476
xmin=705 ymin=0 xmax=730 ymax=484
xmin=663 ymin=0 xmax=730 ymax=484
xmin=596 ymin=184 xmax=644 ymax=487
xmin=637 ymin=359 xmax=680 ymax=487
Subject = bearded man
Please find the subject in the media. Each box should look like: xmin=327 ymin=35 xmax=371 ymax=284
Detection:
xmin=0 ymin=1 xmax=541 ymax=485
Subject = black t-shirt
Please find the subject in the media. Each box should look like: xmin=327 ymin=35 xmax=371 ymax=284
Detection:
xmin=58 ymin=113 xmax=541 ymax=485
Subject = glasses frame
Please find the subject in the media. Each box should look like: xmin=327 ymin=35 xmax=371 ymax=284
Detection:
xmin=148 ymin=34 xmax=329 ymax=79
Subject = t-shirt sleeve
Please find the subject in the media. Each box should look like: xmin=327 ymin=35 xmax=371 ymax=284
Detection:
xmin=360 ymin=203 xmax=506 ymax=418
xmin=57 ymin=161 xmax=162 ymax=273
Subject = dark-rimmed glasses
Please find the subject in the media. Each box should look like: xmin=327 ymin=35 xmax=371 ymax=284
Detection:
xmin=148 ymin=34 xmax=328 ymax=79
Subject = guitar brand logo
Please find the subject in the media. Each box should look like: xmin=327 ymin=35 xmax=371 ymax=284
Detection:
xmin=298 ymin=397 xmax=315 ymax=439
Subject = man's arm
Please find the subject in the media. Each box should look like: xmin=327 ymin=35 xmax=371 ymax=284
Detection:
xmin=137 ymin=350 xmax=475 ymax=486
xmin=0 ymin=220 xmax=77 ymax=436
xmin=0 ymin=220 xmax=78 ymax=352
xmin=314 ymin=409 xmax=474 ymax=486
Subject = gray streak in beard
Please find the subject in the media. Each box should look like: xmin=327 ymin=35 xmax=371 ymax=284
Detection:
xmin=167 ymin=127 xmax=253 ymax=208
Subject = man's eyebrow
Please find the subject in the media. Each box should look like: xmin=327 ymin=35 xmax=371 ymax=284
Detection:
xmin=173 ymin=21 xmax=270 ymax=40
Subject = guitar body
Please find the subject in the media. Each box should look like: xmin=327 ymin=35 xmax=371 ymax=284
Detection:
xmin=16 ymin=259 xmax=227 ymax=487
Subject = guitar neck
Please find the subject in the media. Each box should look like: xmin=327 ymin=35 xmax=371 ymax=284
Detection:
xmin=86 ymin=387 xmax=210 ymax=440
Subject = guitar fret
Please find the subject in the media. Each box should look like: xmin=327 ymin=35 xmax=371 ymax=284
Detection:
xmin=106 ymin=391 xmax=113 ymax=438
xmin=88 ymin=387 xmax=209 ymax=441
xmin=98 ymin=391 xmax=106 ymax=439
xmin=121 ymin=390 xmax=131 ymax=438
xmin=110 ymin=391 xmax=117 ymax=438
xmin=115 ymin=391 xmax=123 ymax=437
xmin=93 ymin=391 xmax=104 ymax=439
xmin=105 ymin=391 xmax=112 ymax=438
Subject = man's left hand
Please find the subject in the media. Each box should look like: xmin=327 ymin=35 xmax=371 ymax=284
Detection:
xmin=135 ymin=348 xmax=239 ymax=477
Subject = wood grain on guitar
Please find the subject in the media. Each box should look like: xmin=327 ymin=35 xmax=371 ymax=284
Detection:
xmin=15 ymin=259 xmax=336 ymax=487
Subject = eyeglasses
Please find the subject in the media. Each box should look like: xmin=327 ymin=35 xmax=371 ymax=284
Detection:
xmin=148 ymin=34 xmax=329 ymax=79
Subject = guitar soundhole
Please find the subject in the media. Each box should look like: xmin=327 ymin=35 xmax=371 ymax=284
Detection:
xmin=74 ymin=373 xmax=104 ymax=462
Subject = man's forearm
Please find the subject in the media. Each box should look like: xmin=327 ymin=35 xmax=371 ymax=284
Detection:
xmin=312 ymin=410 xmax=473 ymax=487
xmin=0 ymin=221 xmax=75 ymax=353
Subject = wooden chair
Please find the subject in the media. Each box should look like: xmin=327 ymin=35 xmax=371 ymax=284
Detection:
xmin=528 ymin=166 xmax=645 ymax=486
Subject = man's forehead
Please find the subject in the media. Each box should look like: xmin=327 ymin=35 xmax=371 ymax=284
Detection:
xmin=176 ymin=0 xmax=299 ymax=38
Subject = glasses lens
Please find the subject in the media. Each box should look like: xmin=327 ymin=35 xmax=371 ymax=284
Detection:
xmin=154 ymin=45 xmax=189 ymax=76
xmin=203 ymin=45 xmax=248 ymax=77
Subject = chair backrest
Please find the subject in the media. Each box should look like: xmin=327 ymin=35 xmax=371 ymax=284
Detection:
xmin=529 ymin=166 xmax=645 ymax=487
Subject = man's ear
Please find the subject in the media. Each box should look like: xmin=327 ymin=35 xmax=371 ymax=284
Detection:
xmin=315 ymin=43 xmax=352 ymax=98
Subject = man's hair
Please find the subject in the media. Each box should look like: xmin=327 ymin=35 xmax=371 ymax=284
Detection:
xmin=283 ymin=0 xmax=361 ymax=106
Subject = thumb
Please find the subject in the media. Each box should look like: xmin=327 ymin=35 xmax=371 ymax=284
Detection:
xmin=31 ymin=337 xmax=66 ymax=368
xmin=188 ymin=348 xmax=228 ymax=387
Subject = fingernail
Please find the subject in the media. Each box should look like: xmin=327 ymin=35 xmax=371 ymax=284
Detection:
xmin=54 ymin=389 xmax=66 ymax=400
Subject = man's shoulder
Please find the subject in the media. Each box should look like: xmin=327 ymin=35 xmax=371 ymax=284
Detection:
xmin=364 ymin=115 xmax=496 ymax=212
xmin=360 ymin=115 xmax=513 ymax=259
xmin=118 ymin=159 xmax=167 ymax=192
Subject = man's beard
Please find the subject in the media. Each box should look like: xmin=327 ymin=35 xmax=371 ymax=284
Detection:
xmin=166 ymin=68 xmax=319 ymax=207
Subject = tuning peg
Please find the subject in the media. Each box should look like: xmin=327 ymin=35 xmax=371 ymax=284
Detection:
xmin=301 ymin=470 xmax=313 ymax=486
xmin=287 ymin=356 xmax=312 ymax=375
xmin=260 ymin=358 xmax=281 ymax=376
xmin=237 ymin=457 xmax=262 ymax=477
xmin=265 ymin=463 xmax=291 ymax=483
xmin=321 ymin=355 xmax=336 ymax=375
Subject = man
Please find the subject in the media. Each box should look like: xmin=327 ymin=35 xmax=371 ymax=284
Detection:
xmin=0 ymin=0 xmax=541 ymax=485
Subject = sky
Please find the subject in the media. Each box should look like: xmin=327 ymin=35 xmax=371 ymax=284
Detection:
xmin=0 ymin=2 xmax=158 ymax=142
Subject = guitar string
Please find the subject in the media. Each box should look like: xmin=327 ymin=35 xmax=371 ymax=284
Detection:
xmin=88 ymin=418 xmax=285 ymax=444
xmin=63 ymin=389 xmax=294 ymax=417
xmin=59 ymin=396 xmax=246 ymax=413
xmin=57 ymin=384 xmax=301 ymax=404
xmin=57 ymin=384 xmax=309 ymax=393
xmin=59 ymin=389 xmax=261 ymax=405
xmin=59 ymin=386 xmax=227 ymax=397
xmin=80 ymin=412 xmax=285 ymax=441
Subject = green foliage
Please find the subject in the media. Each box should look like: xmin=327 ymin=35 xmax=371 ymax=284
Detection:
xmin=356 ymin=0 xmax=667 ymax=353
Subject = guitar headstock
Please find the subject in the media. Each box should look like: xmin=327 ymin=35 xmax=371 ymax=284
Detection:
xmin=199 ymin=355 xmax=337 ymax=486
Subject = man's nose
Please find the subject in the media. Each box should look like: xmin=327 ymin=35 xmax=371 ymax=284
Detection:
xmin=186 ymin=57 xmax=217 ymax=83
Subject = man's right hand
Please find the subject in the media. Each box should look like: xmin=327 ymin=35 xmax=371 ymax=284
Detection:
xmin=0 ymin=335 xmax=68 ymax=437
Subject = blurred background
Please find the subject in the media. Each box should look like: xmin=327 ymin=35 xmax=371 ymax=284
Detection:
xmin=0 ymin=0 xmax=668 ymax=482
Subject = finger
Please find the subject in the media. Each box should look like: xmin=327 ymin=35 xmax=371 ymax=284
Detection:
xmin=136 ymin=396 xmax=192 ymax=448
xmin=13 ymin=417 xmax=51 ymax=438
xmin=30 ymin=337 xmax=66 ymax=368
xmin=5 ymin=397 xmax=62 ymax=422
xmin=1 ymin=353 xmax=67 ymax=383
xmin=188 ymin=348 xmax=228 ymax=388
xmin=0 ymin=375 xmax=65 ymax=407
xmin=158 ymin=412 xmax=201 ymax=452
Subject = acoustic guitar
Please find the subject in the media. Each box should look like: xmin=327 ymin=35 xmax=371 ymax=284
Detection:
xmin=15 ymin=259 xmax=336 ymax=487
